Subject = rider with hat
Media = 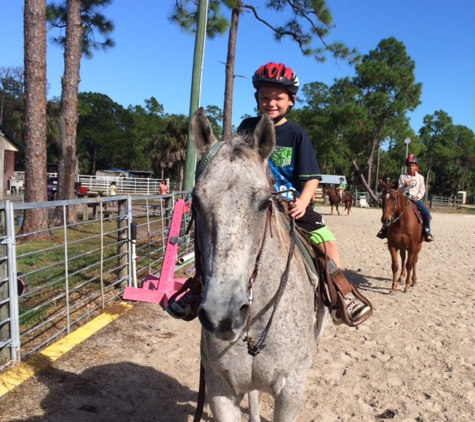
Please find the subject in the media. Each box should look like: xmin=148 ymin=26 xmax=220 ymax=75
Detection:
xmin=377 ymin=154 xmax=434 ymax=242
xmin=338 ymin=177 xmax=347 ymax=201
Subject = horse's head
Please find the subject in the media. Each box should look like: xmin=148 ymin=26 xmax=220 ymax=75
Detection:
xmin=379 ymin=179 xmax=405 ymax=226
xmin=190 ymin=108 xmax=276 ymax=342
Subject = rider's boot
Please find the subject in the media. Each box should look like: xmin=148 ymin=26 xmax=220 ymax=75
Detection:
xmin=424 ymin=228 xmax=434 ymax=242
xmin=331 ymin=297 xmax=371 ymax=325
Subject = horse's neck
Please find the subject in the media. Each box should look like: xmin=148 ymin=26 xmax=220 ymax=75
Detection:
xmin=396 ymin=195 xmax=416 ymax=223
xmin=253 ymin=220 xmax=305 ymax=303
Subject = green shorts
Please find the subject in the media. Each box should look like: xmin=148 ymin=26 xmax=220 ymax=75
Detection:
xmin=296 ymin=206 xmax=336 ymax=245
xmin=309 ymin=226 xmax=336 ymax=245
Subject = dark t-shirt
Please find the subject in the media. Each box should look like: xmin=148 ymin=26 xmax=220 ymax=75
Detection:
xmin=238 ymin=117 xmax=322 ymax=201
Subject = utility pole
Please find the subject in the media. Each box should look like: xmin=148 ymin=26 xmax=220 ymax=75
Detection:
xmin=402 ymin=137 xmax=411 ymax=174
xmin=183 ymin=0 xmax=209 ymax=191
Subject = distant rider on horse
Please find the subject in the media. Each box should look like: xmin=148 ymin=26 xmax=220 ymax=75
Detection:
xmin=376 ymin=154 xmax=434 ymax=242
xmin=338 ymin=177 xmax=347 ymax=201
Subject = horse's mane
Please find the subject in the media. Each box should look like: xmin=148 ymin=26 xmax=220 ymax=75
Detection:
xmin=226 ymin=133 xmax=291 ymax=253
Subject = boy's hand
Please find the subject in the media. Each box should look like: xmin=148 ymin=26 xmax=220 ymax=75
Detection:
xmin=289 ymin=197 xmax=306 ymax=219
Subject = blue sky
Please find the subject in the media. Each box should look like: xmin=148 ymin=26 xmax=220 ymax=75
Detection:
xmin=2 ymin=1 xmax=474 ymax=135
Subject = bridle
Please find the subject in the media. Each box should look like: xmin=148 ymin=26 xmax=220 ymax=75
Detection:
xmin=244 ymin=190 xmax=296 ymax=356
xmin=193 ymin=141 xmax=296 ymax=356
xmin=383 ymin=188 xmax=409 ymax=224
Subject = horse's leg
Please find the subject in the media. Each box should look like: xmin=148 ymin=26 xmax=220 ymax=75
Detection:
xmin=405 ymin=247 xmax=421 ymax=292
xmin=336 ymin=203 xmax=340 ymax=216
xmin=411 ymin=245 xmax=422 ymax=288
xmin=208 ymin=393 xmax=242 ymax=422
xmin=398 ymin=249 xmax=407 ymax=285
xmin=411 ymin=257 xmax=418 ymax=288
xmin=206 ymin=376 xmax=243 ymax=422
xmin=248 ymin=390 xmax=261 ymax=422
xmin=389 ymin=246 xmax=400 ymax=294
xmin=402 ymin=251 xmax=414 ymax=293
xmin=273 ymin=374 xmax=309 ymax=422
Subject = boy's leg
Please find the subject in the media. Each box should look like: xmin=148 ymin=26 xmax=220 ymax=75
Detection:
xmin=416 ymin=201 xmax=434 ymax=241
xmin=317 ymin=240 xmax=341 ymax=268
xmin=297 ymin=208 xmax=370 ymax=324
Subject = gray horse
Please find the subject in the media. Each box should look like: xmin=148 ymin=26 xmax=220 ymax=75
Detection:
xmin=190 ymin=108 xmax=328 ymax=422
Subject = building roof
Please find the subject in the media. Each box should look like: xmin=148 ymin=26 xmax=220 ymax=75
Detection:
xmin=320 ymin=175 xmax=347 ymax=185
xmin=0 ymin=125 xmax=24 ymax=149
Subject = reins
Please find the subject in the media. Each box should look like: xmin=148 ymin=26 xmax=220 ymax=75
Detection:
xmin=244 ymin=192 xmax=296 ymax=356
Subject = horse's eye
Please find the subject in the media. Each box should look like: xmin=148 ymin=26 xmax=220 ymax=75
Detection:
xmin=257 ymin=197 xmax=271 ymax=211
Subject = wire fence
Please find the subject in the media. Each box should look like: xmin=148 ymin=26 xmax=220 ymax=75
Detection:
xmin=0 ymin=191 xmax=193 ymax=371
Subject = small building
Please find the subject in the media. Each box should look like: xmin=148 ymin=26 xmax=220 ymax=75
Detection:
xmin=0 ymin=125 xmax=24 ymax=198
xmin=319 ymin=174 xmax=347 ymax=187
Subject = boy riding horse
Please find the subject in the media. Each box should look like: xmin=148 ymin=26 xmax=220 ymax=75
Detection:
xmin=376 ymin=154 xmax=434 ymax=242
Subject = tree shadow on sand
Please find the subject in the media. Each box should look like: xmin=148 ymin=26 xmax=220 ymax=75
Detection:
xmin=12 ymin=361 xmax=210 ymax=422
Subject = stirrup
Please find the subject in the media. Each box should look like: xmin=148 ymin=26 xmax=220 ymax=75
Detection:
xmin=166 ymin=275 xmax=203 ymax=321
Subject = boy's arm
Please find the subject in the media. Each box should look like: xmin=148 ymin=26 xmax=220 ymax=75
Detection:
xmin=300 ymin=179 xmax=319 ymax=206
xmin=289 ymin=179 xmax=319 ymax=219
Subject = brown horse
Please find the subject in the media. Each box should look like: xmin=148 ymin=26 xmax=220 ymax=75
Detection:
xmin=324 ymin=188 xmax=352 ymax=215
xmin=323 ymin=187 xmax=340 ymax=215
xmin=341 ymin=191 xmax=353 ymax=215
xmin=379 ymin=180 xmax=424 ymax=294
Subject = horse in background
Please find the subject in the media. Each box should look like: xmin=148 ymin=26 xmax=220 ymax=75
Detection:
xmin=190 ymin=108 xmax=328 ymax=421
xmin=324 ymin=188 xmax=352 ymax=215
xmin=323 ymin=187 xmax=340 ymax=215
xmin=341 ymin=191 xmax=353 ymax=215
xmin=379 ymin=179 xmax=424 ymax=294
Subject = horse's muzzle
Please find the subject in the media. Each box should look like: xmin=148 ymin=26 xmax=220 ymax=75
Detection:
xmin=198 ymin=302 xmax=249 ymax=342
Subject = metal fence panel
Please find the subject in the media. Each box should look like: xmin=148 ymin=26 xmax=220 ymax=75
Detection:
xmin=0 ymin=192 xmax=193 ymax=370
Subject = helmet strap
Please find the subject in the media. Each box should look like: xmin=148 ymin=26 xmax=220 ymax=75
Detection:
xmin=272 ymin=115 xmax=287 ymax=125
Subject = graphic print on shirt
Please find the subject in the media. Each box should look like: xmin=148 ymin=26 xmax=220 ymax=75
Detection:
xmin=270 ymin=145 xmax=296 ymax=201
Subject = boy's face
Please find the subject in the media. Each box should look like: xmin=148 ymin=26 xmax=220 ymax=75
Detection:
xmin=256 ymin=86 xmax=294 ymax=122
xmin=406 ymin=163 xmax=417 ymax=176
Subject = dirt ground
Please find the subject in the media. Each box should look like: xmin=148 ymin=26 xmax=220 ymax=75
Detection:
xmin=1 ymin=206 xmax=473 ymax=422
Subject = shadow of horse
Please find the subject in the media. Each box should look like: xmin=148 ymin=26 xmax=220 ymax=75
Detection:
xmin=344 ymin=269 xmax=396 ymax=296
xmin=4 ymin=362 xmax=207 ymax=422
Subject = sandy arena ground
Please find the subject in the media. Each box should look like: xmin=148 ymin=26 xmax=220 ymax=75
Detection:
xmin=0 ymin=206 xmax=473 ymax=422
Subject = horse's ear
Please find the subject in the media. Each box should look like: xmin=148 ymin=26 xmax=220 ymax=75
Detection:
xmin=379 ymin=179 xmax=387 ymax=189
xmin=253 ymin=114 xmax=276 ymax=161
xmin=191 ymin=107 xmax=219 ymax=160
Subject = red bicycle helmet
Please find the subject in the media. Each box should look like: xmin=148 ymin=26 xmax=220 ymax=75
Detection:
xmin=252 ymin=62 xmax=300 ymax=95
xmin=405 ymin=154 xmax=419 ymax=166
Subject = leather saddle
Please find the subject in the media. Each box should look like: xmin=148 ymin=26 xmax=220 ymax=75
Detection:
xmin=408 ymin=199 xmax=423 ymax=224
